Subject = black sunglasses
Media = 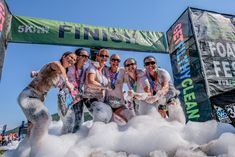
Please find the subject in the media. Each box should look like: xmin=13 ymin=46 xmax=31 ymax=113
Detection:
xmin=99 ymin=54 xmax=109 ymax=58
xmin=125 ymin=63 xmax=136 ymax=67
xmin=144 ymin=61 xmax=156 ymax=66
xmin=111 ymin=58 xmax=121 ymax=63
xmin=79 ymin=54 xmax=89 ymax=58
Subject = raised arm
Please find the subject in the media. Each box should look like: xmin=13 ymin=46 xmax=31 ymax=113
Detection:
xmin=50 ymin=61 xmax=74 ymax=90
xmin=159 ymin=69 xmax=171 ymax=95
xmin=87 ymin=72 xmax=108 ymax=90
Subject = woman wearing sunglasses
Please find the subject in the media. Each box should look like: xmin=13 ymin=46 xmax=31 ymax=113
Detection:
xmin=58 ymin=48 xmax=90 ymax=134
xmin=124 ymin=58 xmax=151 ymax=115
xmin=83 ymin=48 xmax=112 ymax=123
xmin=144 ymin=56 xmax=185 ymax=123
xmin=18 ymin=51 xmax=77 ymax=142
xmin=104 ymin=54 xmax=132 ymax=125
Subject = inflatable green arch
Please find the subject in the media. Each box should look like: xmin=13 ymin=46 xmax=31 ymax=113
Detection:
xmin=2 ymin=0 xmax=235 ymax=125
xmin=0 ymin=0 xmax=167 ymax=80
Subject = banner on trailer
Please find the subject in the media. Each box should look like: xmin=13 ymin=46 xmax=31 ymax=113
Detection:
xmin=9 ymin=15 xmax=167 ymax=53
xmin=167 ymin=8 xmax=213 ymax=122
xmin=0 ymin=0 xmax=12 ymax=80
xmin=191 ymin=8 xmax=235 ymax=97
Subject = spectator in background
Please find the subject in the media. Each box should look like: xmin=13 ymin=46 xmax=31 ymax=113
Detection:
xmin=2 ymin=135 xmax=8 ymax=146
xmin=0 ymin=134 xmax=2 ymax=146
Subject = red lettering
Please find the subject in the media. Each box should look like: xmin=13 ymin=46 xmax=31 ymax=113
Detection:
xmin=0 ymin=3 xmax=5 ymax=31
xmin=173 ymin=23 xmax=183 ymax=45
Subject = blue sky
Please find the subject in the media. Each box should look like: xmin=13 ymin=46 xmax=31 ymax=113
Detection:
xmin=1 ymin=0 xmax=235 ymax=130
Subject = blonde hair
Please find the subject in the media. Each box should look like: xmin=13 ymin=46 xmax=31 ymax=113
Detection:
xmin=98 ymin=49 xmax=109 ymax=55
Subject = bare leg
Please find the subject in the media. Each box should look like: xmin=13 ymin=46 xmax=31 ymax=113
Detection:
xmin=18 ymin=89 xmax=50 ymax=156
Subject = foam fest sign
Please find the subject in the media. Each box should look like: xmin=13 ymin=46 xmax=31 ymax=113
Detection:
xmin=191 ymin=8 xmax=235 ymax=125
xmin=208 ymin=41 xmax=235 ymax=79
xmin=191 ymin=8 xmax=235 ymax=97
xmin=172 ymin=23 xmax=200 ymax=120
xmin=200 ymin=40 xmax=235 ymax=96
xmin=168 ymin=8 xmax=235 ymax=124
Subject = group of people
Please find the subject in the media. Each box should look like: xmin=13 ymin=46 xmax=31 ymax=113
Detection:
xmin=18 ymin=48 xmax=185 ymax=138
xmin=0 ymin=133 xmax=18 ymax=146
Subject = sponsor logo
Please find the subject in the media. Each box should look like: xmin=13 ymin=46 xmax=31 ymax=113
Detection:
xmin=214 ymin=105 xmax=232 ymax=123
xmin=18 ymin=25 xmax=49 ymax=34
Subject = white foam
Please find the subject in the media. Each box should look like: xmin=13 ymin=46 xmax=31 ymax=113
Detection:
xmin=2 ymin=114 xmax=235 ymax=157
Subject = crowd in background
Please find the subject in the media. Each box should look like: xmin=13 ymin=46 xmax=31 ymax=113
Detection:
xmin=0 ymin=133 xmax=18 ymax=146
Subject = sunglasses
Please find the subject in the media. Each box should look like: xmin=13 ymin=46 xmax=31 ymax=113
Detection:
xmin=99 ymin=54 xmax=109 ymax=58
xmin=125 ymin=63 xmax=136 ymax=67
xmin=79 ymin=54 xmax=89 ymax=58
xmin=111 ymin=58 xmax=121 ymax=63
xmin=144 ymin=61 xmax=156 ymax=66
